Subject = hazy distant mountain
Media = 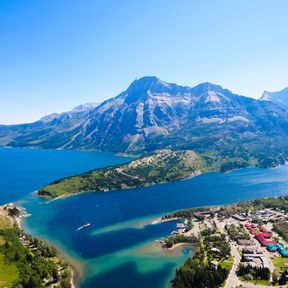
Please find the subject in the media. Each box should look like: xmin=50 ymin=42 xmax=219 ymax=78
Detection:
xmin=1 ymin=76 xmax=288 ymax=170
xmin=39 ymin=102 xmax=99 ymax=123
xmin=260 ymin=88 xmax=288 ymax=110
xmin=0 ymin=102 xmax=99 ymax=150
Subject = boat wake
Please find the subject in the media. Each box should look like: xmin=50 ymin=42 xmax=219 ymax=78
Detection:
xmin=77 ymin=223 xmax=91 ymax=232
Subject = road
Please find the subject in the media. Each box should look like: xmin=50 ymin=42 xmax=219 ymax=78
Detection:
xmin=214 ymin=217 xmax=241 ymax=288
xmin=225 ymin=242 xmax=241 ymax=288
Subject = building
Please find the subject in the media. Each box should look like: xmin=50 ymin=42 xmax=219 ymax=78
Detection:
xmin=242 ymin=247 xmax=254 ymax=254
xmin=267 ymin=244 xmax=288 ymax=257
xmin=232 ymin=214 xmax=246 ymax=221
xmin=243 ymin=254 xmax=270 ymax=269
xmin=237 ymin=239 xmax=254 ymax=246
xmin=260 ymin=256 xmax=270 ymax=269
xmin=256 ymin=234 xmax=277 ymax=246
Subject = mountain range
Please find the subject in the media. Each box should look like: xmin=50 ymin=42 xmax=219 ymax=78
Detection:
xmin=1 ymin=76 xmax=288 ymax=171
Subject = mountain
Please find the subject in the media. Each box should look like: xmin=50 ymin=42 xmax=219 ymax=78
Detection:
xmin=0 ymin=102 xmax=99 ymax=150
xmin=1 ymin=76 xmax=288 ymax=170
xmin=38 ymin=149 xmax=204 ymax=198
xmin=260 ymin=88 xmax=288 ymax=110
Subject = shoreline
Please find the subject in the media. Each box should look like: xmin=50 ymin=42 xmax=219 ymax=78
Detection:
xmin=38 ymin=190 xmax=85 ymax=201
xmin=22 ymin=216 xmax=83 ymax=288
xmin=165 ymin=242 xmax=191 ymax=251
xmin=38 ymin=170 xmax=203 ymax=201
xmin=70 ymin=265 xmax=79 ymax=288
xmin=8 ymin=204 xmax=80 ymax=288
xmin=35 ymin=159 xmax=288 ymax=202
xmin=151 ymin=216 xmax=180 ymax=225
xmin=5 ymin=193 xmax=287 ymax=288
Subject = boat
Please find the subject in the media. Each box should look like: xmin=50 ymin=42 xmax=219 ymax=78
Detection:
xmin=77 ymin=223 xmax=91 ymax=231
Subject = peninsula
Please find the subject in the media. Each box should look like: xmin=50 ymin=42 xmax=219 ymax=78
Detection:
xmin=38 ymin=149 xmax=204 ymax=199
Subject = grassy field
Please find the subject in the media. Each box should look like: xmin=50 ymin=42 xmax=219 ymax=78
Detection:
xmin=0 ymin=207 xmax=18 ymax=287
xmin=273 ymin=256 xmax=288 ymax=274
xmin=0 ymin=213 xmax=13 ymax=230
xmin=0 ymin=253 xmax=18 ymax=288
xmin=0 ymin=236 xmax=5 ymax=245
xmin=220 ymin=255 xmax=233 ymax=287
xmin=238 ymin=276 xmax=270 ymax=285
xmin=220 ymin=256 xmax=233 ymax=271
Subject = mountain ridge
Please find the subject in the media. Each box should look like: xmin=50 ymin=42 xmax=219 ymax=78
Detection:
xmin=1 ymin=76 xmax=288 ymax=170
xmin=260 ymin=88 xmax=288 ymax=110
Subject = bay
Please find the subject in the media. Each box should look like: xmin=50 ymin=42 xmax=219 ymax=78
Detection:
xmin=1 ymin=147 xmax=288 ymax=287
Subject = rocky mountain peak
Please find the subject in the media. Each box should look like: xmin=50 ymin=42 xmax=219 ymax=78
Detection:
xmin=122 ymin=76 xmax=171 ymax=104
xmin=72 ymin=102 xmax=99 ymax=113
xmin=260 ymin=87 xmax=288 ymax=110
xmin=2 ymin=76 xmax=288 ymax=167
xmin=39 ymin=113 xmax=60 ymax=123
xmin=192 ymin=82 xmax=227 ymax=95
xmin=126 ymin=76 xmax=171 ymax=93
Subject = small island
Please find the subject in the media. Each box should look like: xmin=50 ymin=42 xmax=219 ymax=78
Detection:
xmin=38 ymin=149 xmax=204 ymax=199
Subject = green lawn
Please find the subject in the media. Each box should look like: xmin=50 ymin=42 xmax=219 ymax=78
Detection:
xmin=220 ymin=256 xmax=233 ymax=270
xmin=273 ymin=256 xmax=288 ymax=274
xmin=220 ymin=256 xmax=233 ymax=287
xmin=249 ymin=279 xmax=270 ymax=285
xmin=0 ymin=253 xmax=18 ymax=288
xmin=0 ymin=209 xmax=18 ymax=287
xmin=239 ymin=276 xmax=270 ymax=285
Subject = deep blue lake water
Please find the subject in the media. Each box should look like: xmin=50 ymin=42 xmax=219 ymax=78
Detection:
xmin=1 ymin=147 xmax=288 ymax=287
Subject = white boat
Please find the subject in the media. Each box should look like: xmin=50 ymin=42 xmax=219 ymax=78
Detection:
xmin=77 ymin=223 xmax=91 ymax=231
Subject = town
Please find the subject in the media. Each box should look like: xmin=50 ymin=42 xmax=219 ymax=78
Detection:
xmin=160 ymin=197 xmax=288 ymax=287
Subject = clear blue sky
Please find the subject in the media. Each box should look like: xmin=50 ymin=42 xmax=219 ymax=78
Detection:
xmin=1 ymin=0 xmax=288 ymax=124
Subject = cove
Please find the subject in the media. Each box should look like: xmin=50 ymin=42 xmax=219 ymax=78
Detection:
xmin=1 ymin=148 xmax=288 ymax=287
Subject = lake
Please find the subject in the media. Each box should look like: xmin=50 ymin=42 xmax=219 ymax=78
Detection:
xmin=1 ymin=147 xmax=288 ymax=287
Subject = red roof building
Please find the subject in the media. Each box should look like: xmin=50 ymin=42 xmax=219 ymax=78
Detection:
xmin=256 ymin=234 xmax=277 ymax=246
xmin=262 ymin=232 xmax=272 ymax=239
xmin=259 ymin=226 xmax=268 ymax=233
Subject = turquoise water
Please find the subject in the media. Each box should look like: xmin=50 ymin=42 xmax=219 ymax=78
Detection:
xmin=1 ymin=148 xmax=288 ymax=287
